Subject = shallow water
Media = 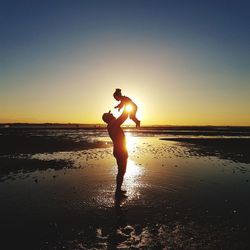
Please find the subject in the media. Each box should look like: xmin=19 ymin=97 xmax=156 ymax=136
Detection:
xmin=0 ymin=130 xmax=250 ymax=249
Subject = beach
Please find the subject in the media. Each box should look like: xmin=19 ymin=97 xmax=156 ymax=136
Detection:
xmin=0 ymin=127 xmax=250 ymax=249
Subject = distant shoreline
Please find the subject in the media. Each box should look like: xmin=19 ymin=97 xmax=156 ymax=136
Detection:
xmin=1 ymin=125 xmax=250 ymax=138
xmin=1 ymin=123 xmax=250 ymax=130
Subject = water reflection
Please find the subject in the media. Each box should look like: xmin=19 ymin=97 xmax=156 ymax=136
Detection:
xmin=123 ymin=159 xmax=144 ymax=200
xmin=125 ymin=132 xmax=138 ymax=154
xmin=125 ymin=159 xmax=142 ymax=178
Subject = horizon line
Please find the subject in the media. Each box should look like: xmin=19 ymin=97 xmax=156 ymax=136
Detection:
xmin=1 ymin=123 xmax=250 ymax=128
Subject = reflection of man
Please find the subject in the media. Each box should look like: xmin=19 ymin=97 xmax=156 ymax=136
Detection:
xmin=102 ymin=109 xmax=128 ymax=197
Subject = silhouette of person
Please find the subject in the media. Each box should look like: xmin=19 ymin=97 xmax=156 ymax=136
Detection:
xmin=102 ymin=108 xmax=128 ymax=197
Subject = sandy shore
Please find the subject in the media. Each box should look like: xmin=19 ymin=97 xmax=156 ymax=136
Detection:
xmin=0 ymin=131 xmax=250 ymax=249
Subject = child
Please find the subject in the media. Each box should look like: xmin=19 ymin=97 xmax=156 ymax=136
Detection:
xmin=113 ymin=88 xmax=141 ymax=128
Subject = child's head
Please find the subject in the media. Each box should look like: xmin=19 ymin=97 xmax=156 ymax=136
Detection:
xmin=113 ymin=88 xmax=122 ymax=101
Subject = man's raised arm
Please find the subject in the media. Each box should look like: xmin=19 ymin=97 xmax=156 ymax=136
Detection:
xmin=115 ymin=108 xmax=128 ymax=126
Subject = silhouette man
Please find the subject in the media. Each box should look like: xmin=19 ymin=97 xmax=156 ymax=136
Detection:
xmin=102 ymin=108 xmax=128 ymax=197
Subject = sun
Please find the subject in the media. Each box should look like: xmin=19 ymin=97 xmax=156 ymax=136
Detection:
xmin=126 ymin=104 xmax=133 ymax=112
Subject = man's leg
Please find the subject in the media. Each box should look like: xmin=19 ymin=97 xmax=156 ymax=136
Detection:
xmin=116 ymin=156 xmax=127 ymax=194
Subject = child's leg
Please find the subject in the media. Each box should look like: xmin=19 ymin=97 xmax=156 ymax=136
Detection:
xmin=130 ymin=111 xmax=140 ymax=127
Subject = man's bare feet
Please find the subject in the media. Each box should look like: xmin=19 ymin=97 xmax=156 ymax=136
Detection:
xmin=115 ymin=189 xmax=127 ymax=198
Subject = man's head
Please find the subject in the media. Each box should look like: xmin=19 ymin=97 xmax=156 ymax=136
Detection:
xmin=102 ymin=111 xmax=115 ymax=124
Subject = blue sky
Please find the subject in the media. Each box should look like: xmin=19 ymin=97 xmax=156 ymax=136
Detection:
xmin=1 ymin=0 xmax=250 ymax=124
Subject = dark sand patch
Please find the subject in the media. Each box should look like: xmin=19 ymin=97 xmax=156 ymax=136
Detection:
xmin=161 ymin=138 xmax=250 ymax=164
xmin=0 ymin=157 xmax=71 ymax=181
xmin=0 ymin=130 xmax=110 ymax=155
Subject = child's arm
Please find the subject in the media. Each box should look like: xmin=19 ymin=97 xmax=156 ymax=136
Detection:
xmin=114 ymin=101 xmax=124 ymax=111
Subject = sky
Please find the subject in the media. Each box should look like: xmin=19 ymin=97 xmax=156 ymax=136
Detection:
xmin=1 ymin=0 xmax=250 ymax=125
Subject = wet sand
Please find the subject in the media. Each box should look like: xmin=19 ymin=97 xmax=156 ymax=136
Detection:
xmin=0 ymin=130 xmax=250 ymax=249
